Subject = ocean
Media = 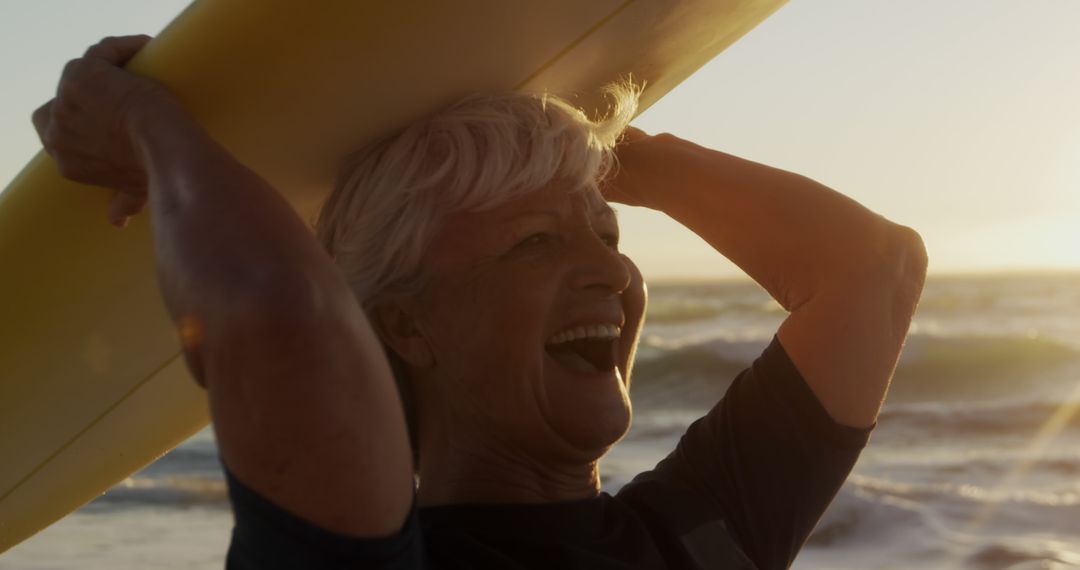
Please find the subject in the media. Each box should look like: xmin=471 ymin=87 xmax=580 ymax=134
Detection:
xmin=4 ymin=272 xmax=1079 ymax=569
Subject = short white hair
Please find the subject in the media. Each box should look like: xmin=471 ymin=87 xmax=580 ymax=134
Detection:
xmin=315 ymin=81 xmax=641 ymax=309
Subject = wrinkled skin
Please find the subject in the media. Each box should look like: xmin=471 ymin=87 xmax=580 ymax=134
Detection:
xmin=375 ymin=183 xmax=648 ymax=503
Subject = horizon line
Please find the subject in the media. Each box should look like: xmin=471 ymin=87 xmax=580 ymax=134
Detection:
xmin=646 ymin=265 xmax=1080 ymax=286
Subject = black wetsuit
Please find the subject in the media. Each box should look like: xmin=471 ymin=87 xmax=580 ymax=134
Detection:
xmin=223 ymin=334 xmax=872 ymax=569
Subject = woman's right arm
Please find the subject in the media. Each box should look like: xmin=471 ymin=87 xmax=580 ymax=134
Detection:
xmin=38 ymin=36 xmax=415 ymax=538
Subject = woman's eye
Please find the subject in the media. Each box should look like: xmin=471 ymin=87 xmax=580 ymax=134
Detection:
xmin=517 ymin=233 xmax=550 ymax=248
xmin=601 ymin=233 xmax=620 ymax=249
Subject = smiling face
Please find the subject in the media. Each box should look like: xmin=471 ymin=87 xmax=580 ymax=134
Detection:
xmin=392 ymin=183 xmax=647 ymax=466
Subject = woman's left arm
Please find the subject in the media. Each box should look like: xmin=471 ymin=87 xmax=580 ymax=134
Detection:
xmin=609 ymin=129 xmax=927 ymax=428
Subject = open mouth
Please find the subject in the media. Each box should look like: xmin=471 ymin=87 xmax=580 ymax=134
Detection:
xmin=545 ymin=325 xmax=620 ymax=374
xmin=546 ymin=339 xmax=618 ymax=374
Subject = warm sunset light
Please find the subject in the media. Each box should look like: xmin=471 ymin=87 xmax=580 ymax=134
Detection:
xmin=3 ymin=2 xmax=1079 ymax=279
xmin=2 ymin=1 xmax=1078 ymax=568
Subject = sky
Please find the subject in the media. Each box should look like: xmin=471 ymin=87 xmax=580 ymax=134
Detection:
xmin=2 ymin=0 xmax=1078 ymax=280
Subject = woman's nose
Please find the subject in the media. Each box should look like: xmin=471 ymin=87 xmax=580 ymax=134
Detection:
xmin=569 ymin=232 xmax=631 ymax=295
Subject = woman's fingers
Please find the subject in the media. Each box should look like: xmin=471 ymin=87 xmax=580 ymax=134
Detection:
xmin=34 ymin=34 xmax=168 ymax=197
xmin=31 ymin=100 xmax=54 ymax=144
xmin=603 ymin=127 xmax=655 ymax=208
xmin=83 ymin=35 xmax=152 ymax=66
xmin=618 ymin=126 xmax=649 ymax=144
xmin=31 ymin=34 xmax=166 ymax=229
xmin=47 ymin=151 xmax=146 ymax=193
xmin=107 ymin=191 xmax=148 ymax=228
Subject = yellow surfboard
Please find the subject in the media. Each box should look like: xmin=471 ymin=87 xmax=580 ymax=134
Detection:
xmin=0 ymin=0 xmax=786 ymax=552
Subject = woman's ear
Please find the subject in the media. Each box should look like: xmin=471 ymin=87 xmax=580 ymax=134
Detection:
xmin=369 ymin=299 xmax=435 ymax=369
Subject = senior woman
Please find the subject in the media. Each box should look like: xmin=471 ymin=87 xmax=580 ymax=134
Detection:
xmin=35 ymin=36 xmax=927 ymax=569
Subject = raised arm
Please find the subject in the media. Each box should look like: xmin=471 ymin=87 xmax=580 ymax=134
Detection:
xmin=609 ymin=128 xmax=928 ymax=428
xmin=33 ymin=36 xmax=414 ymax=537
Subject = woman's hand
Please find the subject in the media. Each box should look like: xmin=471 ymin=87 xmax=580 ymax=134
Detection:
xmin=31 ymin=35 xmax=181 ymax=228
xmin=603 ymin=126 xmax=660 ymax=209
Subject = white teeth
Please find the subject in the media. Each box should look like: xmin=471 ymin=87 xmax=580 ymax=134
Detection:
xmin=546 ymin=324 xmax=621 ymax=345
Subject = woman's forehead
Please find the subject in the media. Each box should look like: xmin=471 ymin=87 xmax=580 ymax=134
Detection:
xmin=496 ymin=184 xmax=611 ymax=220
xmin=432 ymin=185 xmax=615 ymax=255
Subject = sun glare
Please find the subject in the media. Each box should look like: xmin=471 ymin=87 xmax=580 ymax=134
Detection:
xmin=952 ymin=378 xmax=1080 ymax=564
